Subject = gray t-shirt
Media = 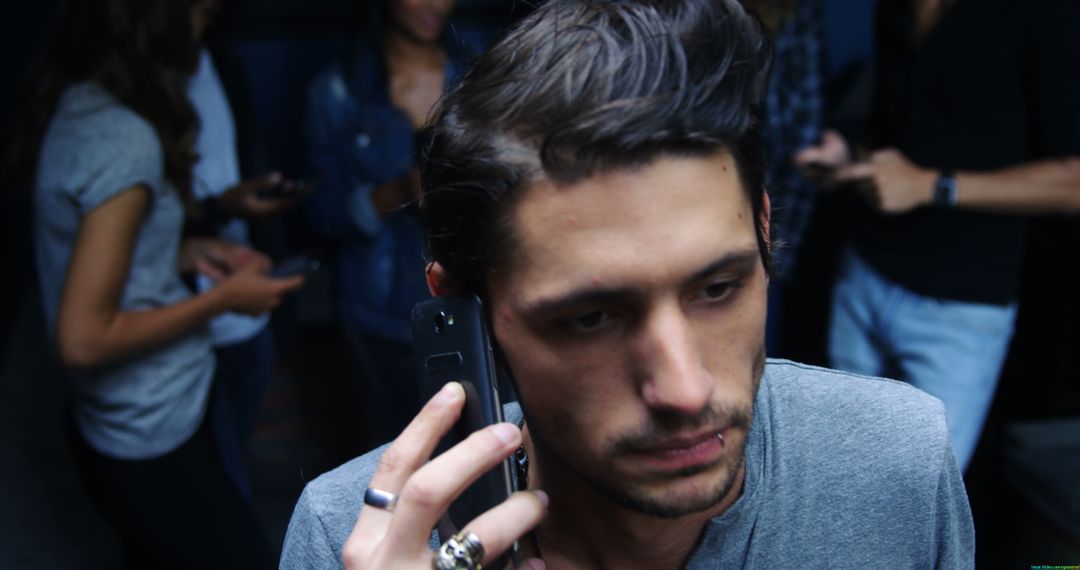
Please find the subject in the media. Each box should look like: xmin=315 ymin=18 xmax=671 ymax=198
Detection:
xmin=35 ymin=83 xmax=215 ymax=460
xmin=279 ymin=360 xmax=974 ymax=569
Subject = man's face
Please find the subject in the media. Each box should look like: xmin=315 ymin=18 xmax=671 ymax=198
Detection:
xmin=488 ymin=152 xmax=767 ymax=518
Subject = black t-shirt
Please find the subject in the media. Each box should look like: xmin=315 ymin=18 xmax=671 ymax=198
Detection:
xmin=853 ymin=0 xmax=1080 ymax=304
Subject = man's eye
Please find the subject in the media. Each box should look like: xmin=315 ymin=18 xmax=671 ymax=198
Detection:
xmin=702 ymin=281 xmax=735 ymax=301
xmin=565 ymin=310 xmax=609 ymax=332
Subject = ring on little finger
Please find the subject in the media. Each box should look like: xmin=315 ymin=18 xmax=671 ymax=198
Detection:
xmin=432 ymin=531 xmax=485 ymax=570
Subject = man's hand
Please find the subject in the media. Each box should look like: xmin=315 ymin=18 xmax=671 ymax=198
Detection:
xmin=794 ymin=129 xmax=853 ymax=183
xmin=341 ymin=382 xmax=547 ymax=569
xmin=216 ymin=171 xmax=310 ymax=220
xmin=834 ymin=149 xmax=938 ymax=214
xmin=179 ymin=238 xmax=271 ymax=282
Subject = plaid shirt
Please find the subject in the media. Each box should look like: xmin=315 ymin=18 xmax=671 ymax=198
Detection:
xmin=761 ymin=0 xmax=825 ymax=278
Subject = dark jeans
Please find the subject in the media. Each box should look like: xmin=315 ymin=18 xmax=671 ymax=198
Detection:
xmin=343 ymin=324 xmax=421 ymax=448
xmin=69 ymin=396 xmax=274 ymax=569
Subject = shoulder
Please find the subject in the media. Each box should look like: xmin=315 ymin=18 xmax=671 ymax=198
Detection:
xmin=746 ymin=361 xmax=972 ymax=566
xmin=52 ymin=84 xmax=160 ymax=156
xmin=282 ymin=448 xmax=384 ymax=567
xmin=39 ymin=84 xmax=164 ymax=211
xmin=764 ymin=358 xmax=941 ymax=421
xmin=759 ymin=359 xmax=952 ymax=477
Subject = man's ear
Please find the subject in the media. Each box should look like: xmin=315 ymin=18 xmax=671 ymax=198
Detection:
xmin=425 ymin=261 xmax=455 ymax=296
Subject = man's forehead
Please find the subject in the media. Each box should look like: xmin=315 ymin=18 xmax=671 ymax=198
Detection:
xmin=516 ymin=151 xmax=742 ymax=223
xmin=488 ymin=152 xmax=757 ymax=301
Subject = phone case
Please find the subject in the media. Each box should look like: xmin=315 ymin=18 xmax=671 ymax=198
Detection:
xmin=411 ymin=296 xmax=516 ymax=549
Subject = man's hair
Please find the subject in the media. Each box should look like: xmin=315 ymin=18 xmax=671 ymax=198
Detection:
xmin=421 ymin=0 xmax=773 ymax=296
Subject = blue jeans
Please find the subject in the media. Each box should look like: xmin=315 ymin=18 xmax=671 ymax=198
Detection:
xmin=828 ymin=249 xmax=1016 ymax=471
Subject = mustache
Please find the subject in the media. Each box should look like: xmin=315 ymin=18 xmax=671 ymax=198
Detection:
xmin=608 ymin=403 xmax=752 ymax=454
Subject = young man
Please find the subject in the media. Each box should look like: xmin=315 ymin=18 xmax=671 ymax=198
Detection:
xmin=281 ymin=1 xmax=974 ymax=568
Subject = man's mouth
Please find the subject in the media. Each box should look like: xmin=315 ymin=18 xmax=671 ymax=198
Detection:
xmin=624 ymin=428 xmax=731 ymax=472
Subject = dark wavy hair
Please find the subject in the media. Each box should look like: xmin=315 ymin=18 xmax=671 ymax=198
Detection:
xmin=4 ymin=0 xmax=201 ymax=200
xmin=421 ymin=0 xmax=773 ymax=297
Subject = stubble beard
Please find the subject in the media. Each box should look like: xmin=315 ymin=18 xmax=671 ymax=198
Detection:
xmin=524 ymin=347 xmax=766 ymax=520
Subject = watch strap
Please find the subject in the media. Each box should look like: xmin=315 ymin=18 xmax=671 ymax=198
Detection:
xmin=934 ymin=169 xmax=958 ymax=207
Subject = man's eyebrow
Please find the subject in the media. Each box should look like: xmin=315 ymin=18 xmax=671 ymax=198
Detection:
xmin=521 ymin=247 xmax=762 ymax=316
xmin=686 ymin=248 xmax=761 ymax=283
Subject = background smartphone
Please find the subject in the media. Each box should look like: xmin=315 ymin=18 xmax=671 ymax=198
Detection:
xmin=270 ymin=254 xmax=320 ymax=278
xmin=412 ymin=295 xmax=517 ymax=563
xmin=255 ymin=179 xmax=306 ymax=199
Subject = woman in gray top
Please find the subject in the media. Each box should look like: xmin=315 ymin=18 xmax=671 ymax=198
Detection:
xmin=10 ymin=0 xmax=301 ymax=566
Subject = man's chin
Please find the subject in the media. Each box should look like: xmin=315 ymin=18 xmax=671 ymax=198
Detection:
xmin=591 ymin=453 xmax=745 ymax=519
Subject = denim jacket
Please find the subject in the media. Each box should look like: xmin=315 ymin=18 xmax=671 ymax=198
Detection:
xmin=305 ymin=35 xmax=476 ymax=342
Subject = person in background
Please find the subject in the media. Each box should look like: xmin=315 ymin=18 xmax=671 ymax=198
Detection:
xmin=304 ymin=0 xmax=480 ymax=446
xmin=743 ymin=0 xmax=826 ymax=354
xmin=797 ymin=0 xmax=1080 ymax=471
xmin=187 ymin=0 xmax=308 ymax=503
xmin=14 ymin=0 xmax=302 ymax=565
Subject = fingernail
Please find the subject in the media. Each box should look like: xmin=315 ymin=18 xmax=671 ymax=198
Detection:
xmin=438 ymin=382 xmax=462 ymax=402
xmin=491 ymin=423 xmax=519 ymax=444
xmin=532 ymin=490 xmax=549 ymax=507
xmin=525 ymin=559 xmax=547 ymax=570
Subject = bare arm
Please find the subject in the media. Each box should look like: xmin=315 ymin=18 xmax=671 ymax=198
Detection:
xmin=56 ymin=186 xmax=303 ymax=369
xmin=950 ymin=157 xmax=1080 ymax=213
xmin=832 ymin=151 xmax=1080 ymax=215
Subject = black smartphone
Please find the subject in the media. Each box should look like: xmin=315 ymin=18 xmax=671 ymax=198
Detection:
xmin=412 ymin=295 xmax=518 ymax=564
xmin=255 ymin=179 xmax=306 ymax=199
xmin=270 ymin=254 xmax=320 ymax=278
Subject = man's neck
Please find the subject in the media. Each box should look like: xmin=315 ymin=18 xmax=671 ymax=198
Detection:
xmin=521 ymin=425 xmax=745 ymax=569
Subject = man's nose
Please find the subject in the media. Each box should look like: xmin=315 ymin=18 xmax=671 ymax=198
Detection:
xmin=635 ymin=302 xmax=714 ymax=415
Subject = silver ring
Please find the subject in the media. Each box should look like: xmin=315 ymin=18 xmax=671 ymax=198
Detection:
xmin=363 ymin=487 xmax=398 ymax=512
xmin=432 ymin=531 xmax=485 ymax=570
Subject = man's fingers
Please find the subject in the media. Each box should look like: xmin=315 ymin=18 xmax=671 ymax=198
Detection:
xmin=346 ymin=383 xmax=466 ymax=551
xmin=368 ymin=382 xmax=466 ymax=489
xmin=834 ymin=162 xmax=875 ymax=184
xmin=386 ymin=422 xmax=522 ymax=553
xmin=461 ymin=490 xmax=548 ymax=567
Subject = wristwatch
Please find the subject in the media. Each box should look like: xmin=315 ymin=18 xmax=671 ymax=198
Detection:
xmin=933 ymin=169 xmax=958 ymax=207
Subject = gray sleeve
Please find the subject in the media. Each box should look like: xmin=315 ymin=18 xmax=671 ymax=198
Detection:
xmin=280 ymin=485 xmax=344 ymax=570
xmin=932 ymin=443 xmax=976 ymax=569
xmin=69 ymin=111 xmax=164 ymax=214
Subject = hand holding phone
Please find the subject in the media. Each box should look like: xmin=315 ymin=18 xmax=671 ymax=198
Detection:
xmin=338 ymin=382 xmax=546 ymax=570
xmin=412 ymin=295 xmax=519 ymax=566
